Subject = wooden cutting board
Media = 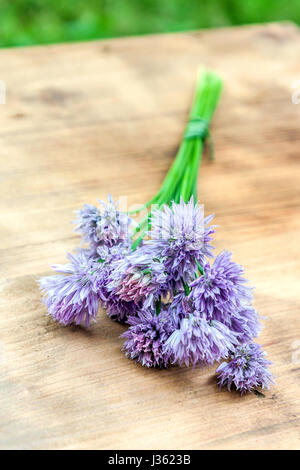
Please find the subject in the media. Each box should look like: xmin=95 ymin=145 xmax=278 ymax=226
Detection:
xmin=0 ymin=22 xmax=299 ymax=450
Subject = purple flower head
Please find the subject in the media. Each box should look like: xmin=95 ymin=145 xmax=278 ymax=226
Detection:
xmin=122 ymin=309 xmax=175 ymax=368
xmin=167 ymin=290 xmax=193 ymax=328
xmin=92 ymin=242 xmax=139 ymax=324
xmin=228 ymin=307 xmax=261 ymax=344
xmin=92 ymin=243 xmax=128 ymax=296
xmin=164 ymin=314 xmax=239 ymax=367
xmin=147 ymin=197 xmax=215 ymax=284
xmin=74 ymin=203 xmax=101 ymax=248
xmin=74 ymin=195 xmax=132 ymax=249
xmin=39 ymin=250 xmax=101 ymax=327
xmin=216 ymin=343 xmax=274 ymax=394
xmin=105 ymin=293 xmax=140 ymax=324
xmin=96 ymin=242 xmax=130 ymax=269
xmin=189 ymin=250 xmax=253 ymax=319
xmin=107 ymin=244 xmax=168 ymax=309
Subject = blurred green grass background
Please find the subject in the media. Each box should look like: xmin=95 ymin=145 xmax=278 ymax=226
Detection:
xmin=1 ymin=0 xmax=299 ymax=47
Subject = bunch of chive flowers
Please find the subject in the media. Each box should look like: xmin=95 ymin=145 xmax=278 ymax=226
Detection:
xmin=39 ymin=69 xmax=274 ymax=395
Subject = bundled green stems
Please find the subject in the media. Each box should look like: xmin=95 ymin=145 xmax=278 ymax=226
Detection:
xmin=131 ymin=68 xmax=222 ymax=249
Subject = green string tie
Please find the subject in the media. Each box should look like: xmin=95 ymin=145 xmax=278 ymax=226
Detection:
xmin=184 ymin=117 xmax=209 ymax=140
xmin=184 ymin=117 xmax=214 ymax=160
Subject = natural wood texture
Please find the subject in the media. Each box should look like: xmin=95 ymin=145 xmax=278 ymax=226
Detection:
xmin=0 ymin=22 xmax=300 ymax=450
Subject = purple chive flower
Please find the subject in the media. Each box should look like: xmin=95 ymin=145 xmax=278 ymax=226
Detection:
xmin=105 ymin=293 xmax=140 ymax=324
xmin=216 ymin=343 xmax=274 ymax=394
xmin=92 ymin=243 xmax=140 ymax=324
xmin=164 ymin=314 xmax=239 ymax=367
xmin=122 ymin=310 xmax=175 ymax=368
xmin=167 ymin=291 xmax=193 ymax=328
xmin=107 ymin=244 xmax=168 ymax=309
xmin=39 ymin=250 xmax=101 ymax=327
xmin=147 ymin=197 xmax=215 ymax=284
xmin=93 ymin=244 xmax=127 ymax=302
xmin=74 ymin=194 xmax=132 ymax=249
xmin=74 ymin=203 xmax=101 ymax=248
xmin=189 ymin=250 xmax=253 ymax=319
xmin=40 ymin=193 xmax=273 ymax=386
xmin=228 ymin=307 xmax=261 ymax=344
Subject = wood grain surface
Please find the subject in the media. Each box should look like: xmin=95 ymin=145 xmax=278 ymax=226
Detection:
xmin=0 ymin=22 xmax=299 ymax=450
